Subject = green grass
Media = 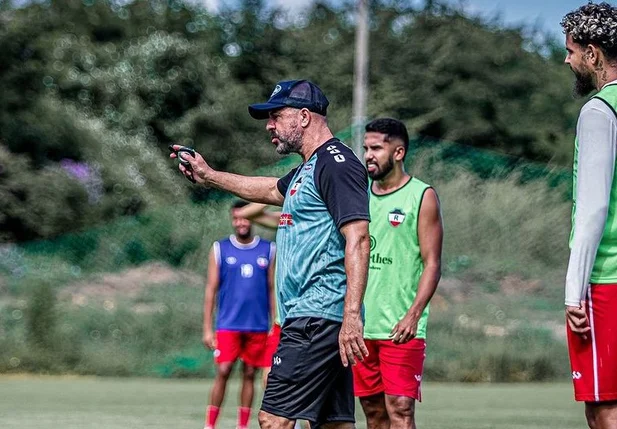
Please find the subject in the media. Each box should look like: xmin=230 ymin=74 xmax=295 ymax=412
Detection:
xmin=0 ymin=376 xmax=586 ymax=428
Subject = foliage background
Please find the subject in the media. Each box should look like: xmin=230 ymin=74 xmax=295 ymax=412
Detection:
xmin=0 ymin=0 xmax=583 ymax=381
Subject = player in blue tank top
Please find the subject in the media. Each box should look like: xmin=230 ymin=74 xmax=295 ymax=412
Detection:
xmin=202 ymin=200 xmax=276 ymax=429
xmin=172 ymin=80 xmax=371 ymax=429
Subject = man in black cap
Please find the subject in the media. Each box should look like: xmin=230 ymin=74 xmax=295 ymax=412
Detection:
xmin=171 ymin=80 xmax=371 ymax=429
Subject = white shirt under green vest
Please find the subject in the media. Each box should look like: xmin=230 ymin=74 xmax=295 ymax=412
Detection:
xmin=363 ymin=177 xmax=432 ymax=340
xmin=566 ymin=80 xmax=617 ymax=306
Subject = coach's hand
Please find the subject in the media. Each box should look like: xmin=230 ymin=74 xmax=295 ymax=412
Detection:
xmin=169 ymin=144 xmax=214 ymax=185
xmin=203 ymin=330 xmax=217 ymax=350
xmin=566 ymin=304 xmax=590 ymax=340
xmin=339 ymin=312 xmax=369 ymax=367
xmin=390 ymin=311 xmax=419 ymax=344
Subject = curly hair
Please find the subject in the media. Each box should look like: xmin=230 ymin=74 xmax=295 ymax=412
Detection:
xmin=561 ymin=2 xmax=617 ymax=60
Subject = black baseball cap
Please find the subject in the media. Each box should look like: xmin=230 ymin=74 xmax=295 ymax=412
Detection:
xmin=248 ymin=80 xmax=329 ymax=120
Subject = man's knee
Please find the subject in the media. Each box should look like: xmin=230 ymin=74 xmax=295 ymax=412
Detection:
xmin=216 ymin=362 xmax=234 ymax=379
xmin=242 ymin=363 xmax=257 ymax=380
xmin=585 ymin=403 xmax=598 ymax=429
xmin=258 ymin=410 xmax=295 ymax=429
xmin=258 ymin=410 xmax=275 ymax=428
xmin=586 ymin=401 xmax=617 ymax=429
xmin=258 ymin=410 xmax=269 ymax=428
xmin=386 ymin=395 xmax=415 ymax=421
xmin=361 ymin=394 xmax=388 ymax=420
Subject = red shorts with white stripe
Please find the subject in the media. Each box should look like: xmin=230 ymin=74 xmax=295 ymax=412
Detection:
xmin=567 ymin=283 xmax=617 ymax=402
xmin=352 ymin=338 xmax=426 ymax=400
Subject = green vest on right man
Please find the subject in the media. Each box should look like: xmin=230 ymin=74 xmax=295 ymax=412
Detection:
xmin=570 ymin=83 xmax=617 ymax=284
xmin=363 ymin=177 xmax=432 ymax=340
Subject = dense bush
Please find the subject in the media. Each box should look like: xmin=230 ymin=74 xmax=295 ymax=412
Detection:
xmin=0 ymin=0 xmax=582 ymax=242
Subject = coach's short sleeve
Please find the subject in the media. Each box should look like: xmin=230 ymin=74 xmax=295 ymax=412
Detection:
xmin=314 ymin=140 xmax=370 ymax=229
xmin=277 ymin=166 xmax=300 ymax=197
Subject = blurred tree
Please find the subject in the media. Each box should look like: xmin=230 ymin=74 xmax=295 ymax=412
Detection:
xmin=0 ymin=0 xmax=582 ymax=242
xmin=365 ymin=3 xmax=581 ymax=164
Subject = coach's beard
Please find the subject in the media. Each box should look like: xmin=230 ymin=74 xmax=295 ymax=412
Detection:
xmin=275 ymin=134 xmax=303 ymax=155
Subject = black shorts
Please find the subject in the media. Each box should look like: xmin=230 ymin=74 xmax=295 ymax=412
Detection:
xmin=260 ymin=317 xmax=354 ymax=426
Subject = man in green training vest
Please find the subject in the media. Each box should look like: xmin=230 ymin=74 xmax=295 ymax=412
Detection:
xmin=562 ymin=3 xmax=617 ymax=428
xmin=353 ymin=118 xmax=443 ymax=429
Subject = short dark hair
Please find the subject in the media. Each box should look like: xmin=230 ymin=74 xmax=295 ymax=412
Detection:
xmin=561 ymin=2 xmax=617 ymax=61
xmin=365 ymin=118 xmax=410 ymax=160
xmin=231 ymin=200 xmax=249 ymax=210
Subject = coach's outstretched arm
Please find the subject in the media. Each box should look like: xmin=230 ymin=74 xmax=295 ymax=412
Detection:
xmin=339 ymin=219 xmax=371 ymax=367
xmin=170 ymin=145 xmax=284 ymax=206
xmin=235 ymin=203 xmax=281 ymax=230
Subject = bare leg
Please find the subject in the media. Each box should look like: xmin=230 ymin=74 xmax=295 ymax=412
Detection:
xmin=209 ymin=362 xmax=234 ymax=407
xmin=360 ymin=393 xmax=390 ymax=429
xmin=385 ymin=395 xmax=415 ymax=429
xmin=262 ymin=366 xmax=271 ymax=389
xmin=240 ymin=362 xmax=257 ymax=408
xmin=585 ymin=401 xmax=617 ymax=429
xmin=258 ymin=410 xmax=297 ymax=429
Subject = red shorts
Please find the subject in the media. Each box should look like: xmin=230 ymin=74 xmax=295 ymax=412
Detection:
xmin=352 ymin=338 xmax=426 ymax=400
xmin=567 ymin=284 xmax=617 ymax=402
xmin=214 ymin=330 xmax=268 ymax=368
xmin=262 ymin=323 xmax=281 ymax=367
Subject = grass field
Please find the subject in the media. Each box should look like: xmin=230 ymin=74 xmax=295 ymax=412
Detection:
xmin=0 ymin=376 xmax=586 ymax=428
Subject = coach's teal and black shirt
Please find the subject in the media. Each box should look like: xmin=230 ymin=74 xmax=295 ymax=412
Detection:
xmin=275 ymin=138 xmax=370 ymax=323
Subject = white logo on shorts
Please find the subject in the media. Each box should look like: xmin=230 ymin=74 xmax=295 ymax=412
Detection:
xmin=415 ymin=375 xmax=422 ymax=382
xmin=572 ymin=371 xmax=582 ymax=380
xmin=273 ymin=356 xmax=281 ymax=365
xmin=214 ymin=349 xmax=221 ymax=358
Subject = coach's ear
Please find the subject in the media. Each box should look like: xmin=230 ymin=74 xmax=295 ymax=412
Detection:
xmin=300 ymin=108 xmax=311 ymax=128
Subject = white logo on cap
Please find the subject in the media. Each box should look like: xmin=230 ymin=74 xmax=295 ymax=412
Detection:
xmin=271 ymin=84 xmax=282 ymax=98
